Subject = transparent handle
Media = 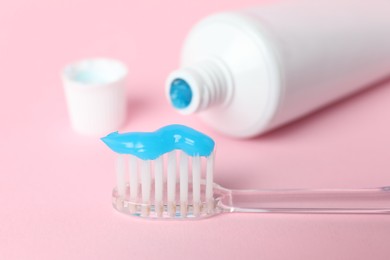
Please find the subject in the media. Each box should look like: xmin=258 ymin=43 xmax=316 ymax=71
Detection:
xmin=218 ymin=186 xmax=390 ymax=214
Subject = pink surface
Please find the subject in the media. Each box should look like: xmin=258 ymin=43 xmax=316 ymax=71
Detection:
xmin=1 ymin=0 xmax=390 ymax=259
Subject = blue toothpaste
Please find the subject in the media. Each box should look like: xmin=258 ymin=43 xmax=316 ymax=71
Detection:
xmin=101 ymin=124 xmax=215 ymax=160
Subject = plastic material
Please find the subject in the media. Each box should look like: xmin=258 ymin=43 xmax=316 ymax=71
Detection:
xmin=112 ymin=183 xmax=390 ymax=219
xmin=166 ymin=0 xmax=390 ymax=138
xmin=102 ymin=125 xmax=390 ymax=220
xmin=219 ymin=186 xmax=390 ymax=214
xmin=62 ymin=58 xmax=128 ymax=136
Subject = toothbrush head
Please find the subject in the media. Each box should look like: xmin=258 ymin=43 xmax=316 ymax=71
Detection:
xmin=101 ymin=124 xmax=223 ymax=219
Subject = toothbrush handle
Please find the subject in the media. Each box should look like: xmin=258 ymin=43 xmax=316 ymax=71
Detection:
xmin=220 ymin=186 xmax=390 ymax=214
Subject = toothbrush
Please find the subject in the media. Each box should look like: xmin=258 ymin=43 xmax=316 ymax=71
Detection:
xmin=101 ymin=125 xmax=390 ymax=219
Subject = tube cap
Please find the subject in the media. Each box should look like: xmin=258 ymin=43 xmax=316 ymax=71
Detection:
xmin=62 ymin=58 xmax=128 ymax=136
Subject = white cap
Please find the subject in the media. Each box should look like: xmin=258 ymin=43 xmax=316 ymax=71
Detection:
xmin=62 ymin=58 xmax=128 ymax=136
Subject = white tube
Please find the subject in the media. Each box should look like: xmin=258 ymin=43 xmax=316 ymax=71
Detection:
xmin=166 ymin=0 xmax=390 ymax=138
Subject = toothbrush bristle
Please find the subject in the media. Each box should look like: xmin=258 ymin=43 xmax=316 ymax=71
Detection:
xmin=167 ymin=151 xmax=177 ymax=217
xmin=192 ymin=155 xmax=201 ymax=216
xmin=154 ymin=156 xmax=164 ymax=217
xmin=206 ymin=152 xmax=214 ymax=213
xmin=116 ymin=154 xmax=126 ymax=199
xmin=112 ymin=150 xmax=216 ymax=219
xmin=179 ymin=152 xmax=189 ymax=217
xmin=129 ymin=155 xmax=138 ymax=212
xmin=141 ymin=160 xmax=151 ymax=216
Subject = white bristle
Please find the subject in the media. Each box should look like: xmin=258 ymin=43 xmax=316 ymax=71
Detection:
xmin=192 ymin=155 xmax=201 ymax=215
xmin=141 ymin=160 xmax=151 ymax=216
xmin=167 ymin=151 xmax=177 ymax=216
xmin=115 ymin=147 xmax=215 ymax=218
xmin=180 ymin=152 xmax=189 ymax=216
xmin=129 ymin=155 xmax=138 ymax=201
xmin=154 ymin=156 xmax=164 ymax=216
xmin=116 ymin=154 xmax=126 ymax=198
xmin=206 ymin=152 xmax=214 ymax=212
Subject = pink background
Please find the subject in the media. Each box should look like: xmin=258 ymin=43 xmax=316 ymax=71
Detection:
xmin=1 ymin=0 xmax=390 ymax=259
